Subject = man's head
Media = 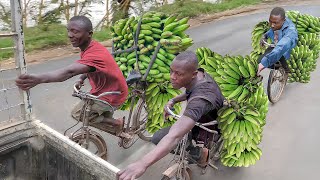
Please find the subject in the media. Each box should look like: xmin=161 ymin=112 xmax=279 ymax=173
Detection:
xmin=67 ymin=16 xmax=93 ymax=49
xmin=170 ymin=51 xmax=198 ymax=89
xmin=269 ymin=7 xmax=286 ymax=31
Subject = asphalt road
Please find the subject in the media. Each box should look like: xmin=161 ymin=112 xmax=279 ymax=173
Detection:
xmin=1 ymin=4 xmax=320 ymax=180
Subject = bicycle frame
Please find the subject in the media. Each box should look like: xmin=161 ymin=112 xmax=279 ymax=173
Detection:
xmin=162 ymin=107 xmax=222 ymax=179
xmin=123 ymin=82 xmax=147 ymax=133
xmin=66 ymin=86 xmax=120 ymax=137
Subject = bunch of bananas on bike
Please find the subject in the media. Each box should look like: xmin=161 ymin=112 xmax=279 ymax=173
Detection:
xmin=111 ymin=11 xmax=193 ymax=133
xmin=196 ymin=47 xmax=268 ymax=167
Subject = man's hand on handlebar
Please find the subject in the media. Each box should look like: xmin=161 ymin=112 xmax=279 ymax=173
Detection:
xmin=164 ymin=99 xmax=175 ymax=118
xmin=75 ymin=80 xmax=84 ymax=90
xmin=260 ymin=37 xmax=267 ymax=48
xmin=72 ymin=81 xmax=83 ymax=97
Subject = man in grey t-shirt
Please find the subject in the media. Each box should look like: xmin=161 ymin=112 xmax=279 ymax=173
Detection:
xmin=118 ymin=51 xmax=224 ymax=180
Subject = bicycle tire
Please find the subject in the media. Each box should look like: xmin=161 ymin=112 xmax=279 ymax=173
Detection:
xmin=267 ymin=68 xmax=286 ymax=103
xmin=70 ymin=131 xmax=108 ymax=160
xmin=133 ymin=98 xmax=153 ymax=141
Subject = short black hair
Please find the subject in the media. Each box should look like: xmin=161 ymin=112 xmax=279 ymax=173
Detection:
xmin=174 ymin=51 xmax=198 ymax=71
xmin=69 ymin=16 xmax=93 ymax=32
xmin=270 ymin=7 xmax=286 ymax=19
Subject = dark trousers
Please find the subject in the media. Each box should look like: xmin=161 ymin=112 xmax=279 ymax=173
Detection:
xmin=152 ymin=127 xmax=207 ymax=161
xmin=258 ymin=47 xmax=290 ymax=73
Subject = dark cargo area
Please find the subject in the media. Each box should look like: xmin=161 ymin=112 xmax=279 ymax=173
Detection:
xmin=0 ymin=137 xmax=99 ymax=180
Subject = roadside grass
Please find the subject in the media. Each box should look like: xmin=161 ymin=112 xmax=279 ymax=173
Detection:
xmin=0 ymin=24 xmax=68 ymax=61
xmin=151 ymin=0 xmax=263 ymax=18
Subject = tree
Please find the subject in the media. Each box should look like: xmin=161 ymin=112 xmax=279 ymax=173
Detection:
xmin=0 ymin=2 xmax=11 ymax=30
xmin=94 ymin=0 xmax=112 ymax=30
xmin=38 ymin=0 xmax=45 ymax=24
xmin=22 ymin=0 xmax=32 ymax=26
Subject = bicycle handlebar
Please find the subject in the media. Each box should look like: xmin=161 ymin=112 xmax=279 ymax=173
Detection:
xmin=166 ymin=107 xmax=181 ymax=119
xmin=165 ymin=107 xmax=219 ymax=134
xmin=73 ymin=84 xmax=121 ymax=100
xmin=261 ymin=39 xmax=276 ymax=48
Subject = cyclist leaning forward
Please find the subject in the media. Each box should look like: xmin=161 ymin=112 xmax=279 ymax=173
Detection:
xmin=257 ymin=7 xmax=298 ymax=79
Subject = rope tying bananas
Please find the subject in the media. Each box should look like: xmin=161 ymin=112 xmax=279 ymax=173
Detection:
xmin=196 ymin=47 xmax=268 ymax=167
xmin=251 ymin=10 xmax=320 ymax=83
xmin=111 ymin=11 xmax=193 ymax=133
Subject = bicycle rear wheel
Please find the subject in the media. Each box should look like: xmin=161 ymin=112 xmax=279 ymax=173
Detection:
xmin=70 ymin=130 xmax=107 ymax=160
xmin=133 ymin=98 xmax=153 ymax=141
xmin=267 ymin=68 xmax=286 ymax=103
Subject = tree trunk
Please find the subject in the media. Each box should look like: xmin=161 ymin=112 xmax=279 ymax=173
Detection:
xmin=23 ymin=0 xmax=27 ymax=26
xmin=74 ymin=0 xmax=79 ymax=16
xmin=105 ymin=0 xmax=110 ymax=26
xmin=38 ymin=0 xmax=44 ymax=24
xmin=65 ymin=0 xmax=70 ymax=22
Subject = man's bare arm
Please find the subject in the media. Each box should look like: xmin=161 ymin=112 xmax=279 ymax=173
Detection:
xmin=171 ymin=92 xmax=187 ymax=103
xmin=118 ymin=116 xmax=196 ymax=180
xmin=15 ymin=63 xmax=91 ymax=90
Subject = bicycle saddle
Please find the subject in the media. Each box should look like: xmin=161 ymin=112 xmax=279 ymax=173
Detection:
xmin=126 ymin=70 xmax=142 ymax=86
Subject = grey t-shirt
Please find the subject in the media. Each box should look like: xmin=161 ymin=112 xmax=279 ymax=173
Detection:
xmin=183 ymin=69 xmax=224 ymax=123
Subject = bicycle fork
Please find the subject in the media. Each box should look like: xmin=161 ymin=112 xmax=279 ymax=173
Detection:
xmin=81 ymin=100 xmax=93 ymax=149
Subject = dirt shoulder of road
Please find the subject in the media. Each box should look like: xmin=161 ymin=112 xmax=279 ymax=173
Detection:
xmin=1 ymin=0 xmax=319 ymax=69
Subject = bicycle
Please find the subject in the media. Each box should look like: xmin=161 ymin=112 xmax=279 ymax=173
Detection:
xmin=64 ymin=74 xmax=152 ymax=160
xmin=161 ymin=107 xmax=224 ymax=180
xmin=261 ymin=39 xmax=288 ymax=104
xmin=64 ymin=18 xmax=166 ymax=158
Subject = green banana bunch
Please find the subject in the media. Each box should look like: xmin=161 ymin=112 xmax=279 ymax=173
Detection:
xmin=221 ymin=148 xmax=262 ymax=167
xmin=111 ymin=12 xmax=194 ymax=133
xmin=194 ymin=46 xmax=269 ymax=167
xmin=286 ymin=10 xmax=300 ymax=22
xmin=285 ymin=11 xmax=319 ymax=82
xmin=160 ymin=15 xmax=193 ymax=54
xmin=196 ymin=48 xmax=263 ymax=99
xmin=145 ymin=82 xmax=182 ymax=133
xmin=112 ymin=12 xmax=193 ymax=83
xmin=251 ymin=21 xmax=270 ymax=54
xmin=288 ymin=12 xmax=320 ymax=35
xmin=217 ymin=99 xmax=266 ymax=167
xmin=287 ymin=45 xmax=316 ymax=83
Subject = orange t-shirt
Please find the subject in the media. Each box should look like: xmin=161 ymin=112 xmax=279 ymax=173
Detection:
xmin=77 ymin=40 xmax=128 ymax=107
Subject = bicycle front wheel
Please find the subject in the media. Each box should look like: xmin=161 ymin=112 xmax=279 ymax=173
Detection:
xmin=70 ymin=131 xmax=107 ymax=160
xmin=267 ymin=68 xmax=286 ymax=103
xmin=133 ymin=98 xmax=153 ymax=141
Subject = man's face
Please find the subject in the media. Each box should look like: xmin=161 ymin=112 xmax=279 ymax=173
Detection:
xmin=269 ymin=15 xmax=285 ymax=31
xmin=170 ymin=60 xmax=197 ymax=89
xmin=67 ymin=21 xmax=91 ymax=47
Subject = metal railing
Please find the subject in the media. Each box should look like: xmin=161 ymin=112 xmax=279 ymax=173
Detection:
xmin=0 ymin=0 xmax=32 ymax=123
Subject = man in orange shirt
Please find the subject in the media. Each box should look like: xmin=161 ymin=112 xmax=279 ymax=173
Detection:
xmin=15 ymin=16 xmax=128 ymax=134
